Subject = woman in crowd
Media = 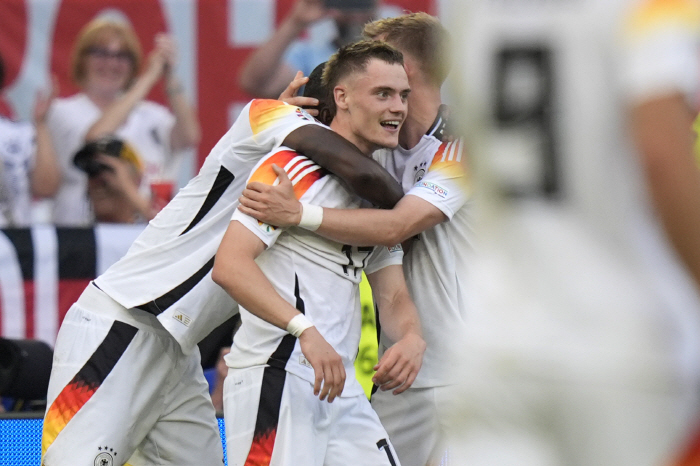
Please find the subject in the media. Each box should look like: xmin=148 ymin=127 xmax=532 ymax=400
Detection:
xmin=48 ymin=14 xmax=200 ymax=225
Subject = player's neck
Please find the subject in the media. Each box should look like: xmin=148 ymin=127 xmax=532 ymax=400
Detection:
xmin=330 ymin=118 xmax=374 ymax=157
xmin=400 ymin=85 xmax=442 ymax=150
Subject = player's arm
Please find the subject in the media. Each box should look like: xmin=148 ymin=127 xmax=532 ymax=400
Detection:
xmin=282 ymin=125 xmax=404 ymax=209
xmin=239 ymin=164 xmax=446 ymax=246
xmin=367 ymin=264 xmax=425 ymax=395
xmin=212 ymin=220 xmax=346 ymax=402
xmin=630 ymin=93 xmax=700 ymax=288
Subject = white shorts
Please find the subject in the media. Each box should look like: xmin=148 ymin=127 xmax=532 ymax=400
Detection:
xmin=371 ymin=386 xmax=450 ymax=466
xmin=41 ymin=284 xmax=223 ymax=466
xmin=223 ymin=365 xmax=400 ymax=466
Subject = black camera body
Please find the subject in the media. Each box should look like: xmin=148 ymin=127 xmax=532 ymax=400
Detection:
xmin=73 ymin=137 xmax=125 ymax=177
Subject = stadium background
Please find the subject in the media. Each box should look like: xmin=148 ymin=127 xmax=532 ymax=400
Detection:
xmin=0 ymin=0 xmax=438 ymax=462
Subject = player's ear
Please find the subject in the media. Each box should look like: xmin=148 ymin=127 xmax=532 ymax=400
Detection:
xmin=334 ymin=86 xmax=349 ymax=111
xmin=319 ymin=107 xmax=332 ymax=126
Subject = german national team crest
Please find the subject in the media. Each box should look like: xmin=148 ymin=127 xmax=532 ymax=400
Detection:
xmin=413 ymin=161 xmax=428 ymax=184
xmin=94 ymin=446 xmax=117 ymax=466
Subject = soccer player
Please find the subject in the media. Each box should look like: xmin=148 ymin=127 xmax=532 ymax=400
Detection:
xmin=39 ymin=61 xmax=406 ymax=466
xmin=213 ymin=40 xmax=425 ymax=466
xmin=439 ymin=1 xmax=700 ymax=465
xmin=238 ymin=13 xmax=466 ymax=466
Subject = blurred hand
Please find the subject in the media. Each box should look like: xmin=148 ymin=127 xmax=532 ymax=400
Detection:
xmin=289 ymin=0 xmax=328 ymax=28
xmin=238 ymin=164 xmax=302 ymax=227
xmin=298 ymin=326 xmax=346 ymax=402
xmin=279 ymin=71 xmax=319 ymax=116
xmin=155 ymin=33 xmax=178 ymax=74
xmin=372 ymin=333 xmax=425 ymax=395
xmin=33 ymin=76 xmax=58 ymax=124
xmin=144 ymin=33 xmax=177 ymax=79
xmin=94 ymin=154 xmax=139 ymax=196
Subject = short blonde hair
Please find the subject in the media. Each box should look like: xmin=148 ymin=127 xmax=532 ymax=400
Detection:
xmin=363 ymin=12 xmax=450 ymax=85
xmin=71 ymin=17 xmax=142 ymax=89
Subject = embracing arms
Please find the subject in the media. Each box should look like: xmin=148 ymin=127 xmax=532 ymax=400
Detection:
xmin=239 ymin=164 xmax=446 ymax=246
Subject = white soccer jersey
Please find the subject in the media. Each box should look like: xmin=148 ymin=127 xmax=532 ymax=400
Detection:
xmin=95 ymin=100 xmax=322 ymax=352
xmin=448 ymin=0 xmax=700 ymax=384
xmin=441 ymin=1 xmax=700 ymax=465
xmin=47 ymin=93 xmax=176 ymax=226
xmin=226 ymin=147 xmax=403 ymax=397
xmin=0 ymin=116 xmax=35 ymax=227
xmin=373 ymin=109 xmax=472 ymax=387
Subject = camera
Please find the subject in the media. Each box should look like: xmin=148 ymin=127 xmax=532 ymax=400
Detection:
xmin=73 ymin=137 xmax=127 ymax=177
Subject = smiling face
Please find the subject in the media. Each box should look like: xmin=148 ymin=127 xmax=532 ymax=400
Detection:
xmin=72 ymin=19 xmax=142 ymax=95
xmin=82 ymin=34 xmax=134 ymax=95
xmin=331 ymin=58 xmax=410 ymax=154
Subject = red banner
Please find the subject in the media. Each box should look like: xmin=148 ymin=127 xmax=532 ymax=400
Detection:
xmin=0 ymin=0 xmax=435 ymax=167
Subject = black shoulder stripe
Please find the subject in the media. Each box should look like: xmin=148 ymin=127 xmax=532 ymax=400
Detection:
xmin=426 ymin=104 xmax=450 ymax=142
xmin=180 ymin=166 xmax=235 ymax=236
xmin=135 ymin=256 xmax=215 ymax=315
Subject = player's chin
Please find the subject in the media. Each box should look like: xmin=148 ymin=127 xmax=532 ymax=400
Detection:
xmin=374 ymin=132 xmax=400 ymax=149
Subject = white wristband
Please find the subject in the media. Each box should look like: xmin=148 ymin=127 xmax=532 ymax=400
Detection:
xmin=298 ymin=203 xmax=323 ymax=231
xmin=287 ymin=314 xmax=314 ymax=337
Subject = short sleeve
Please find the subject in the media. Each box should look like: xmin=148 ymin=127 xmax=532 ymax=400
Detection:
xmin=618 ymin=0 xmax=700 ymax=104
xmin=229 ymin=146 xmax=328 ymax=247
xmin=364 ymin=244 xmax=404 ymax=275
xmin=405 ymin=138 xmax=470 ymax=220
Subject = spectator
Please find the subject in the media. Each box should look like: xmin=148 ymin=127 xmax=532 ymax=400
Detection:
xmin=238 ymin=0 xmax=377 ymax=98
xmin=47 ymin=14 xmax=200 ymax=226
xmin=74 ymin=137 xmax=155 ymax=223
xmin=0 ymin=52 xmax=60 ymax=227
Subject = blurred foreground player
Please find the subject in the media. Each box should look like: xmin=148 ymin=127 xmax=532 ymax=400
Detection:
xmin=441 ymin=1 xmax=700 ymax=465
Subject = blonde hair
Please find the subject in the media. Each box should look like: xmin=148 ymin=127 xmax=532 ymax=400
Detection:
xmin=363 ymin=12 xmax=450 ymax=86
xmin=71 ymin=17 xmax=142 ymax=89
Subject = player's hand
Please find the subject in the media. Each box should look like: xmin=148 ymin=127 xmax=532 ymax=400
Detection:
xmin=373 ymin=333 xmax=425 ymax=395
xmin=298 ymin=326 xmax=346 ymax=402
xmin=279 ymin=71 xmax=319 ymax=116
xmin=238 ymin=164 xmax=302 ymax=227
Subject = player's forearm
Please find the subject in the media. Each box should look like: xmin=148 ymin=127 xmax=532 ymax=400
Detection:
xmin=376 ymin=290 xmax=423 ymax=344
xmin=632 ymin=95 xmax=700 ymax=289
xmin=317 ymin=207 xmax=407 ymax=247
xmin=368 ymin=266 xmax=423 ymax=343
xmin=284 ymin=125 xmax=404 ymax=208
xmin=316 ymin=195 xmax=445 ymax=247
